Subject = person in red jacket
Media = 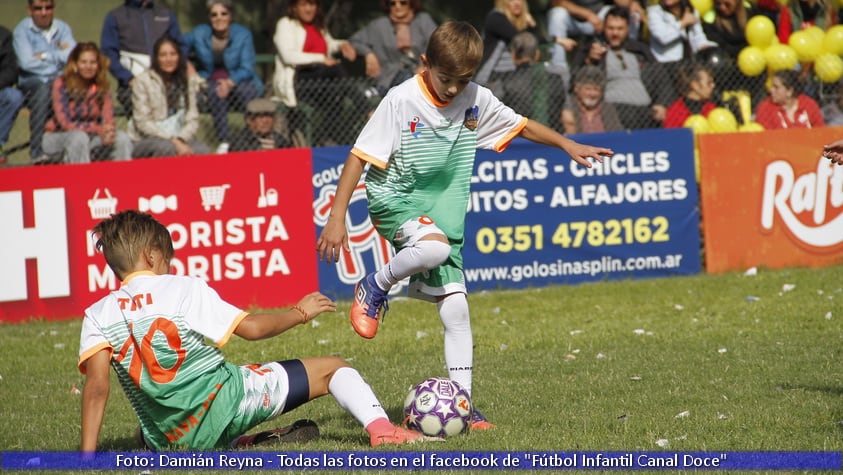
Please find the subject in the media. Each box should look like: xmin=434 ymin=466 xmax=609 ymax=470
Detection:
xmin=754 ymin=69 xmax=824 ymax=129
xmin=663 ymin=62 xmax=717 ymax=128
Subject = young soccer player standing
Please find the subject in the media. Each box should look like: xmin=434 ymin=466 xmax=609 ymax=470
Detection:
xmin=316 ymin=21 xmax=613 ymax=429
xmin=79 ymin=210 xmax=438 ymax=451
xmin=824 ymin=138 xmax=843 ymax=165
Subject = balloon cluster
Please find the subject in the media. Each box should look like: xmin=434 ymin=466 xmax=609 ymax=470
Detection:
xmin=738 ymin=16 xmax=843 ymax=83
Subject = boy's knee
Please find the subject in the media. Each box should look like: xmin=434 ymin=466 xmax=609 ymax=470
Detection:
xmin=417 ymin=239 xmax=451 ymax=269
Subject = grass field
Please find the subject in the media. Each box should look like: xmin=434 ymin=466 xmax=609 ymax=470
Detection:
xmin=1 ymin=265 xmax=841 ymax=474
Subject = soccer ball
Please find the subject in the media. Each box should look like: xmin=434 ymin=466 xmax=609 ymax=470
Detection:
xmin=403 ymin=377 xmax=472 ymax=437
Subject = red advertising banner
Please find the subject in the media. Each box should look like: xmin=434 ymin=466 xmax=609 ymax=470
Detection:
xmin=0 ymin=150 xmax=318 ymax=323
xmin=698 ymin=126 xmax=843 ymax=273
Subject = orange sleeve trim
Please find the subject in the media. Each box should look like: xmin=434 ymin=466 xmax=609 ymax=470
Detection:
xmin=493 ymin=117 xmax=529 ymax=152
xmin=78 ymin=344 xmax=113 ymax=374
xmin=217 ymin=311 xmax=250 ymax=347
xmin=351 ymin=147 xmax=388 ymax=170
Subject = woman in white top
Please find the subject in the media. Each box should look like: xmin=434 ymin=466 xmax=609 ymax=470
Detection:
xmin=646 ymin=0 xmax=717 ymax=63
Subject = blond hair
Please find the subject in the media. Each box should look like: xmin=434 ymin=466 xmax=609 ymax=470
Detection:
xmin=92 ymin=210 xmax=174 ymax=280
xmin=494 ymin=0 xmax=535 ymax=31
xmin=425 ymin=21 xmax=484 ymax=75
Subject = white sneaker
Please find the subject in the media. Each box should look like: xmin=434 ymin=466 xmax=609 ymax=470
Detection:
xmin=215 ymin=142 xmax=230 ymax=154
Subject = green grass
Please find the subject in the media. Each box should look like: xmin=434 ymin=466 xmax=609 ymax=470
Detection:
xmin=1 ymin=265 xmax=842 ymax=474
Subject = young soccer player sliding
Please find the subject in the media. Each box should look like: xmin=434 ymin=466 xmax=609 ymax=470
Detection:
xmin=317 ymin=21 xmax=613 ymax=430
xmin=79 ymin=210 xmax=440 ymax=451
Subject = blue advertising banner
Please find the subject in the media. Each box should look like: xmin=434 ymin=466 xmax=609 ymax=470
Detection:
xmin=311 ymin=128 xmax=700 ymax=299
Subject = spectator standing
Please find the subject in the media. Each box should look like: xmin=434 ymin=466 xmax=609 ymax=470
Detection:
xmin=754 ymin=69 xmax=824 ymax=129
xmin=702 ymin=0 xmax=761 ymax=58
xmin=646 ymin=0 xmax=718 ymax=63
xmin=42 ymin=42 xmax=132 ymax=164
xmin=572 ymin=6 xmax=671 ymax=129
xmin=497 ymin=32 xmax=566 ymax=133
xmin=476 ymin=0 xmax=548 ymax=87
xmin=348 ymin=0 xmax=438 ymax=95
xmin=128 ymin=36 xmax=210 ymax=158
xmin=0 ymin=25 xmax=24 ymax=164
xmin=229 ymin=98 xmax=293 ymax=152
xmin=562 ymin=64 xmax=623 ymax=134
xmin=185 ymin=0 xmax=263 ymax=154
xmin=272 ymin=0 xmax=358 ymax=145
xmin=101 ymin=0 xmax=187 ymax=116
xmin=663 ymin=61 xmax=717 ymax=127
xmin=13 ymin=0 xmax=76 ymax=164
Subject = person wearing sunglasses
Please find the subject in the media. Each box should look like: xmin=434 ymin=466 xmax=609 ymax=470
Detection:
xmin=101 ymin=0 xmax=188 ymax=117
xmin=571 ymin=6 xmax=672 ymax=129
xmin=348 ymin=0 xmax=438 ymax=96
xmin=13 ymin=0 xmax=76 ymax=165
xmin=185 ymin=0 xmax=263 ymax=154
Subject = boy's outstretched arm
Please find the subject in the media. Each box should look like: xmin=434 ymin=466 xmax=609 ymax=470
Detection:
xmin=823 ymin=138 xmax=843 ymax=165
xmin=81 ymin=349 xmax=111 ymax=452
xmin=519 ymin=119 xmax=614 ymax=168
xmin=317 ymin=154 xmax=368 ymax=263
xmin=234 ymin=292 xmax=337 ymax=340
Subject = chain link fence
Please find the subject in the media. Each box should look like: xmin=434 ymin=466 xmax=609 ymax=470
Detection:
xmin=3 ymin=57 xmax=842 ymax=165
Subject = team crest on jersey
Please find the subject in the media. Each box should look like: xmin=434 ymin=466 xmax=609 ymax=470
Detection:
xmin=408 ymin=116 xmax=425 ymax=138
xmin=463 ymin=105 xmax=479 ymax=131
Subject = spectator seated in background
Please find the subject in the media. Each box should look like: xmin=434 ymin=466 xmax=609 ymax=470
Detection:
xmin=476 ymin=0 xmax=548 ymax=88
xmin=13 ymin=0 xmax=76 ymax=164
xmin=754 ymin=69 xmax=824 ymax=129
xmin=663 ymin=61 xmax=718 ymax=127
xmin=497 ymin=32 xmax=566 ymax=133
xmin=348 ymin=0 xmax=437 ymax=96
xmin=230 ymin=98 xmax=293 ymax=152
xmin=185 ymin=0 xmax=263 ymax=154
xmin=571 ymin=6 xmax=672 ymax=129
xmin=128 ymin=36 xmax=210 ymax=158
xmin=42 ymin=42 xmax=132 ymax=164
xmin=822 ymin=81 xmax=843 ymax=126
xmin=101 ymin=0 xmax=187 ymax=116
xmin=272 ymin=0 xmax=358 ymax=145
xmin=562 ymin=64 xmax=623 ymax=134
xmin=647 ymin=0 xmax=718 ymax=64
xmin=0 ymin=25 xmax=24 ymax=164
xmin=776 ymin=0 xmax=837 ymax=44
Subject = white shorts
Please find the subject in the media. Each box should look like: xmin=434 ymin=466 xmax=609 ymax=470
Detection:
xmin=224 ymin=359 xmax=311 ymax=443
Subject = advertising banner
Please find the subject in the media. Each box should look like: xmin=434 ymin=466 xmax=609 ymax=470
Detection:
xmin=0 ymin=150 xmax=317 ymax=323
xmin=698 ymin=127 xmax=843 ymax=273
xmin=312 ymin=128 xmax=701 ymax=297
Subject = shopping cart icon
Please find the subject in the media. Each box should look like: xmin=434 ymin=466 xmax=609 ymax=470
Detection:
xmin=88 ymin=188 xmax=118 ymax=219
xmin=199 ymin=184 xmax=230 ymax=211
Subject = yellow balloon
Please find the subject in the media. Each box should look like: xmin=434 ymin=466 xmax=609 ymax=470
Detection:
xmin=823 ymin=25 xmax=843 ymax=56
xmin=684 ymin=114 xmax=711 ymax=135
xmin=788 ymin=30 xmax=822 ymax=62
xmin=746 ymin=15 xmax=776 ymax=48
xmin=737 ymin=46 xmax=767 ymax=76
xmin=764 ymin=43 xmax=798 ymax=71
xmin=738 ymin=122 xmax=765 ymax=132
xmin=815 ymin=53 xmax=843 ymax=83
xmin=690 ymin=0 xmax=713 ymax=14
xmin=803 ymin=25 xmax=826 ymax=45
xmin=707 ymin=108 xmax=738 ymax=133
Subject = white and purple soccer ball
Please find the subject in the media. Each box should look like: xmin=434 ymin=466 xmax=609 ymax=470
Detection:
xmin=403 ymin=377 xmax=473 ymax=438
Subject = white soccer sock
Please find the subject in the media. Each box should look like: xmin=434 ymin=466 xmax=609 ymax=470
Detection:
xmin=438 ymin=293 xmax=473 ymax=395
xmin=375 ymin=239 xmax=451 ymax=290
xmin=328 ymin=367 xmax=388 ymax=427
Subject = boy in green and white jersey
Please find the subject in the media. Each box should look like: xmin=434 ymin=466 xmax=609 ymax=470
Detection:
xmin=317 ymin=21 xmax=613 ymax=430
xmin=79 ymin=210 xmax=438 ymax=452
